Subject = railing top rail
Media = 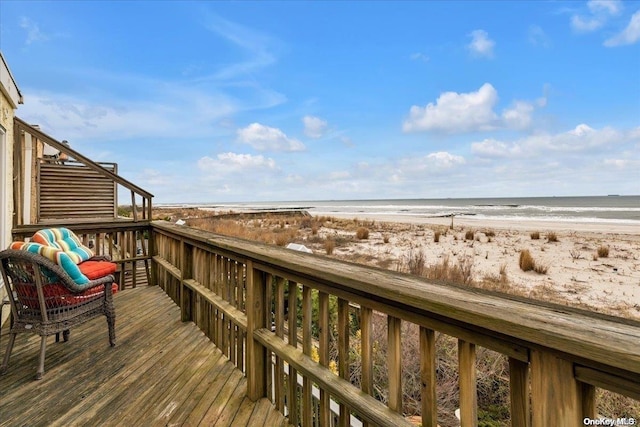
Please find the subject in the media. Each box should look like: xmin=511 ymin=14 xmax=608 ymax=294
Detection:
xmin=13 ymin=220 xmax=152 ymax=237
xmin=152 ymin=220 xmax=640 ymax=377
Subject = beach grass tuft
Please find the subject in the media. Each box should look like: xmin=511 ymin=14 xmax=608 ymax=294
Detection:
xmin=597 ymin=245 xmax=609 ymax=258
xmin=519 ymin=249 xmax=536 ymax=271
xmin=547 ymin=231 xmax=559 ymax=242
xmin=530 ymin=231 xmax=540 ymax=240
xmin=324 ymin=238 xmax=335 ymax=255
xmin=519 ymin=249 xmax=548 ymax=274
xmin=356 ymin=227 xmax=370 ymax=240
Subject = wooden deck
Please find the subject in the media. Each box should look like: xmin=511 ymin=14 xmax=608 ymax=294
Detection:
xmin=0 ymin=286 xmax=288 ymax=427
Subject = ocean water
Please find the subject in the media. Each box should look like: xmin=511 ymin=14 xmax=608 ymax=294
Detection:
xmin=162 ymin=196 xmax=640 ymax=225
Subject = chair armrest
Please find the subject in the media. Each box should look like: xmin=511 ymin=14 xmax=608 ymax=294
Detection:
xmin=66 ymin=274 xmax=115 ymax=293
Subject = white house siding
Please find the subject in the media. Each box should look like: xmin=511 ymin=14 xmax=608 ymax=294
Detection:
xmin=0 ymin=51 xmax=22 ymax=327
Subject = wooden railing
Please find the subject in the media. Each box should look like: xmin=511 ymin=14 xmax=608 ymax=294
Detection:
xmin=13 ymin=117 xmax=153 ymax=225
xmin=150 ymin=220 xmax=640 ymax=427
xmin=13 ymin=221 xmax=152 ymax=290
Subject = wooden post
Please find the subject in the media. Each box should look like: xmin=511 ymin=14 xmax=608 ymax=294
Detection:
xmin=530 ymin=350 xmax=582 ymax=427
xmin=246 ymin=260 xmax=267 ymax=401
xmin=581 ymin=382 xmax=596 ymax=420
xmin=302 ymin=285 xmax=312 ymax=427
xmin=458 ymin=339 xmax=477 ymax=427
xmin=288 ymin=281 xmax=299 ymax=426
xmin=131 ymin=190 xmax=137 ymax=222
xmin=388 ymin=315 xmax=402 ymax=414
xmin=360 ymin=306 xmax=373 ymax=427
xmin=420 ymin=327 xmax=437 ymax=427
xmin=180 ymin=241 xmax=193 ymax=322
xmin=318 ymin=291 xmax=330 ymax=427
xmin=274 ymin=277 xmax=286 ymax=413
xmin=338 ymin=298 xmax=350 ymax=427
xmin=12 ymin=126 xmax=24 ymax=228
xmin=509 ymin=357 xmax=530 ymax=427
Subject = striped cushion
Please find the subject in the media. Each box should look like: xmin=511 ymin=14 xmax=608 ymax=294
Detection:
xmin=32 ymin=228 xmax=94 ymax=263
xmin=10 ymin=241 xmax=90 ymax=285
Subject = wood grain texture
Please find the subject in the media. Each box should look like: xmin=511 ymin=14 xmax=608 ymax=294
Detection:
xmin=420 ymin=327 xmax=437 ymax=427
xmin=530 ymin=350 xmax=582 ymax=427
xmin=458 ymin=339 xmax=477 ymax=427
xmin=254 ymin=328 xmax=414 ymax=427
xmin=151 ymin=221 xmax=640 ymax=377
xmin=0 ymin=286 xmax=285 ymax=426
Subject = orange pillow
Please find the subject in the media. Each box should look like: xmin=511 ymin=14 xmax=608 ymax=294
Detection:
xmin=78 ymin=261 xmax=117 ymax=280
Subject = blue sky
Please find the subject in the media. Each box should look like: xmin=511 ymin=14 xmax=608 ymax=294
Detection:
xmin=1 ymin=1 xmax=639 ymax=203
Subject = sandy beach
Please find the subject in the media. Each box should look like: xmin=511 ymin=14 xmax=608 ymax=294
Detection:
xmin=159 ymin=207 xmax=640 ymax=320
xmin=306 ymin=211 xmax=640 ymax=320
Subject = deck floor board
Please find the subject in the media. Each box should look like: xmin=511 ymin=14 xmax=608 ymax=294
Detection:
xmin=0 ymin=286 xmax=287 ymax=426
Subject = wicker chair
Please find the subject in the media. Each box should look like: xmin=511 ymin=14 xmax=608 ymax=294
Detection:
xmin=0 ymin=249 xmax=116 ymax=379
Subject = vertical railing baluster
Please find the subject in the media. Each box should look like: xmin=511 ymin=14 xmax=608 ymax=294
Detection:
xmin=302 ymin=285 xmax=312 ymax=427
xmin=509 ymin=357 xmax=530 ymax=427
xmin=338 ymin=298 xmax=350 ymax=427
xmin=246 ymin=260 xmax=267 ymax=400
xmin=274 ymin=277 xmax=286 ymax=413
xmin=288 ymin=281 xmax=299 ymax=426
xmin=318 ymin=291 xmax=330 ymax=427
xmin=360 ymin=306 xmax=373 ymax=427
xmin=388 ymin=315 xmax=402 ymax=414
xmin=180 ymin=241 xmax=193 ymax=323
xmin=458 ymin=339 xmax=477 ymax=427
xmin=420 ymin=327 xmax=437 ymax=427
xmin=265 ymin=273 xmax=273 ymax=402
xmin=531 ymin=350 xmax=583 ymax=426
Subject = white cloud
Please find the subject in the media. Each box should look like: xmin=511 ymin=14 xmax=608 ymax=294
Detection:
xmin=403 ymin=83 xmax=499 ymax=133
xmin=20 ymin=17 xmax=49 ymax=44
xmin=472 ymin=124 xmax=632 ymax=158
xmin=410 ymin=52 xmax=430 ymax=62
xmin=403 ymin=84 xmax=547 ymax=134
xmin=467 ymin=30 xmax=495 ymax=58
xmin=571 ymin=0 xmax=623 ymax=33
xmin=197 ymin=152 xmax=277 ymax=173
xmin=341 ymin=136 xmax=354 ymax=147
xmin=603 ymin=158 xmax=632 ymax=168
xmin=604 ymin=10 xmax=640 ymax=46
xmin=329 ymin=171 xmax=351 ymax=180
xmin=302 ymin=116 xmax=328 ymax=139
xmin=588 ymin=0 xmax=622 ymax=15
xmin=528 ymin=25 xmax=551 ymax=47
xmin=19 ymin=90 xmax=236 ymax=141
xmin=426 ymin=152 xmax=466 ymax=168
xmin=237 ymin=123 xmax=305 ymax=151
xmin=571 ymin=15 xmax=605 ymax=32
xmin=502 ymin=101 xmax=535 ymax=130
xmin=202 ymin=14 xmax=278 ymax=80
xmin=471 ymin=139 xmax=518 ymax=158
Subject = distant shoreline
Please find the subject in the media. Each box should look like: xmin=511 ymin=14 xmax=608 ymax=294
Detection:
xmin=155 ymin=195 xmax=640 ymax=230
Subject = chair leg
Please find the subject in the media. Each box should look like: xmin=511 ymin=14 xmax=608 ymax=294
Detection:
xmin=107 ymin=313 xmax=116 ymax=347
xmin=105 ymin=297 xmax=116 ymax=347
xmin=0 ymin=332 xmax=17 ymax=375
xmin=36 ymin=336 xmax=47 ymax=380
